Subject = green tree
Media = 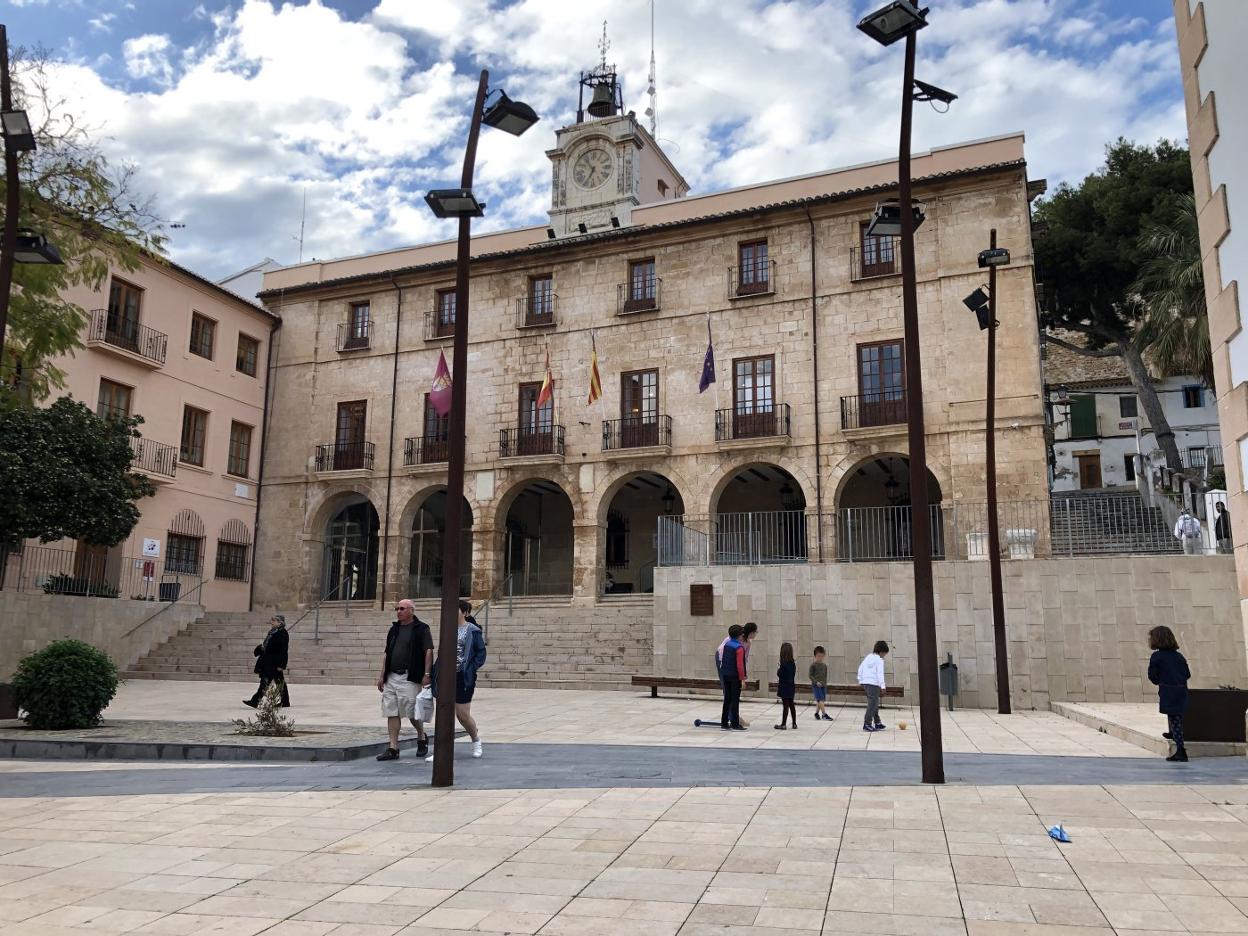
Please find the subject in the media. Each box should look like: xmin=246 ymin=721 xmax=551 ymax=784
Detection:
xmin=1035 ymin=138 xmax=1200 ymax=475
xmin=2 ymin=43 xmax=166 ymax=401
xmin=0 ymin=396 xmax=154 ymax=546
xmin=1132 ymin=192 xmax=1211 ymax=387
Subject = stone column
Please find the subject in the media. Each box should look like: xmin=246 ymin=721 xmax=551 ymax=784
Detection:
xmin=472 ymin=524 xmax=503 ymax=600
xmin=572 ymin=520 xmax=606 ymax=606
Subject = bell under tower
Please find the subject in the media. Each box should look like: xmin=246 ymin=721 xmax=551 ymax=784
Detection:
xmin=547 ymin=24 xmax=688 ymax=238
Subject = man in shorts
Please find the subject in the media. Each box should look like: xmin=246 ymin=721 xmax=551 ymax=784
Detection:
xmin=376 ymin=598 xmax=434 ymax=761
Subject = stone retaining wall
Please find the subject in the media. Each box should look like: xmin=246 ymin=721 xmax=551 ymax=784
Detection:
xmin=0 ymin=593 xmax=203 ymax=680
xmin=653 ymin=556 xmax=1246 ymax=710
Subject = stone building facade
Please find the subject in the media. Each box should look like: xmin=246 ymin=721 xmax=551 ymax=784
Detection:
xmin=251 ymin=121 xmax=1050 ymax=611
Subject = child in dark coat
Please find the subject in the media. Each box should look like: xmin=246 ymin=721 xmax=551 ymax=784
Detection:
xmin=1147 ymin=625 xmax=1191 ymax=762
xmin=774 ymin=642 xmax=797 ymax=730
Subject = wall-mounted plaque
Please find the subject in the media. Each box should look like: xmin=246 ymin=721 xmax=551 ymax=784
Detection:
xmin=690 ymin=583 xmax=714 ymax=616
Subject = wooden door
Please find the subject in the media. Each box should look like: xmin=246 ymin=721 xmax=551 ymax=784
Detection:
xmin=1077 ymin=454 xmax=1102 ymax=489
xmin=733 ymin=356 xmax=774 ymax=438
xmin=335 ymin=401 xmax=367 ymax=469
xmin=620 ymin=370 xmax=659 ymax=447
xmin=518 ymin=382 xmax=552 ymax=455
xmin=858 ymin=340 xmax=905 ymax=426
xmin=107 ymin=279 xmax=142 ymax=350
xmin=435 ymin=290 xmax=456 ymax=337
xmin=859 ymin=222 xmax=897 ymax=277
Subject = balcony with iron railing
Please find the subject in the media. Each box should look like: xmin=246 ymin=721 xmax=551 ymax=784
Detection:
xmin=129 ymin=435 xmax=177 ymax=482
xmin=425 ymin=308 xmax=455 ymax=341
xmin=500 ymin=425 xmax=565 ymax=460
xmin=404 ymin=433 xmax=449 ymax=468
xmin=840 ymin=391 xmax=907 ymax=432
xmin=602 ymin=414 xmax=672 ymax=454
xmin=617 ymin=276 xmax=661 ymax=315
xmin=86 ymin=309 xmax=168 ymax=367
xmin=850 ymin=239 xmax=900 ymax=282
xmin=336 ymin=320 xmax=370 ymax=352
xmin=715 ymin=403 xmax=791 ymax=445
xmin=314 ymin=441 xmax=375 ymax=472
xmin=517 ymin=294 xmax=557 ymax=329
xmin=728 ymin=259 xmax=776 ymax=299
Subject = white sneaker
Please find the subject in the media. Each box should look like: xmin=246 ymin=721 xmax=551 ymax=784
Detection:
xmin=425 ymin=752 xmax=434 ymax=763
xmin=472 ymin=739 xmax=483 ymax=758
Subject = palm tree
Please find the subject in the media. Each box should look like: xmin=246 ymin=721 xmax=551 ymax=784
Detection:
xmin=1132 ymin=192 xmax=1212 ymax=387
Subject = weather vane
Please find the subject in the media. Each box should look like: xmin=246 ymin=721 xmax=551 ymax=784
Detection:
xmin=598 ymin=20 xmax=610 ymax=69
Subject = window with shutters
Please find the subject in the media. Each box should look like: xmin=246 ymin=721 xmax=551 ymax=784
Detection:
xmin=1069 ymin=395 xmax=1097 ymax=439
xmin=180 ymin=406 xmax=209 ymax=465
xmin=236 ymin=334 xmax=260 ymax=376
xmin=189 ymin=314 xmax=216 ymax=359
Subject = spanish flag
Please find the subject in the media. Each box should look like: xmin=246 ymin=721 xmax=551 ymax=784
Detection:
xmin=536 ymin=349 xmax=554 ymax=410
xmin=587 ymin=333 xmax=602 ymax=405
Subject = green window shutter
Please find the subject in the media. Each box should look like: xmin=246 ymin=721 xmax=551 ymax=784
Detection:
xmin=1070 ymin=395 xmax=1096 ymax=438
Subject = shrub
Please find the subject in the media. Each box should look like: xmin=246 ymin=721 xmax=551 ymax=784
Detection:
xmin=12 ymin=639 xmax=120 ymax=729
xmin=233 ymin=681 xmax=295 ymax=737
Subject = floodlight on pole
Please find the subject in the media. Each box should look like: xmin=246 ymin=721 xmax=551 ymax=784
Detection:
xmin=0 ymin=107 xmax=33 ymax=152
xmin=911 ymin=79 xmax=957 ymax=105
xmin=857 ymin=0 xmax=928 ymax=46
xmin=866 ymin=198 xmax=925 ymax=238
xmin=424 ymin=189 xmax=485 ymax=219
xmin=482 ymin=90 xmax=539 ymax=136
xmin=963 ymin=287 xmax=992 ymax=330
xmin=13 ymin=231 xmax=62 ymax=265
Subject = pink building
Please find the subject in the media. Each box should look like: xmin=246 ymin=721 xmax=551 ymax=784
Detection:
xmin=16 ymin=254 xmax=278 ymax=612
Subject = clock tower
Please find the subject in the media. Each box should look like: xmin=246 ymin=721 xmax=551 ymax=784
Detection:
xmin=547 ymin=54 xmax=688 ymax=238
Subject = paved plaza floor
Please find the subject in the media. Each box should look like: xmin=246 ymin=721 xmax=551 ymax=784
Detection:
xmin=2 ymin=681 xmax=1246 ymax=934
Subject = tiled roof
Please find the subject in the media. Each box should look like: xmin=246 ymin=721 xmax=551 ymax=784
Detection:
xmin=257 ymin=159 xmax=1027 ymax=300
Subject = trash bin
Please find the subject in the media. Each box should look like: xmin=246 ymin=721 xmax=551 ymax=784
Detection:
xmin=938 ymin=652 xmax=958 ymax=711
xmin=158 ymin=582 xmax=181 ymax=603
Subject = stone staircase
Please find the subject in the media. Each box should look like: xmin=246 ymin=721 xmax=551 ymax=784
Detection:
xmin=123 ymin=595 xmax=653 ymax=691
xmin=1048 ymin=490 xmax=1181 ymax=556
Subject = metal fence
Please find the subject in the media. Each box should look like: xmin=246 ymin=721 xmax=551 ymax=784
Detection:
xmin=0 ymin=544 xmax=203 ymax=600
xmin=654 ymin=495 xmax=1178 ymax=566
xmin=714 ymin=511 xmax=808 ymax=564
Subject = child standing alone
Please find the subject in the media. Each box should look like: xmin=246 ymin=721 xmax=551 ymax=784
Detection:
xmin=775 ymin=642 xmax=797 ymax=730
xmin=1147 ymin=625 xmax=1191 ymax=762
xmin=857 ymin=641 xmax=889 ymax=732
xmin=809 ymin=646 xmax=831 ymax=721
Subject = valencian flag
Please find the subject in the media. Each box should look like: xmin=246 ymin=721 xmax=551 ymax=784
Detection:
xmin=587 ymin=333 xmax=602 ymax=405
xmin=698 ymin=317 xmax=716 ymax=393
xmin=430 ymin=350 xmax=452 ymax=417
xmin=537 ymin=349 xmax=554 ymax=409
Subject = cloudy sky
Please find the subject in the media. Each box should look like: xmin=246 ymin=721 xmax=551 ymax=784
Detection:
xmin=4 ymin=0 xmax=1186 ymax=281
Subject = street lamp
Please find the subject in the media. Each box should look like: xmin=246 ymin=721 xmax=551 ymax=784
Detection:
xmin=1 ymin=108 xmax=33 ymax=153
xmin=965 ymin=230 xmax=1012 ymax=714
xmin=13 ymin=230 xmax=62 ymax=265
xmin=424 ymin=71 xmax=537 ymax=789
xmin=858 ymin=0 xmax=950 ymax=784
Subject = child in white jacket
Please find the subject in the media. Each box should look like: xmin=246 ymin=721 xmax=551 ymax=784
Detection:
xmin=857 ymin=641 xmax=889 ymax=732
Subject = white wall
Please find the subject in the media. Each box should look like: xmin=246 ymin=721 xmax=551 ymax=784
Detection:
xmin=1198 ymin=2 xmax=1248 ymax=386
xmin=1050 ymin=377 xmax=1219 ymax=492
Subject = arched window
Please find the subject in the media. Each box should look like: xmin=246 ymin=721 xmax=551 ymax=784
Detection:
xmin=166 ymin=509 xmax=205 ymax=575
xmin=215 ymin=519 xmax=252 ymax=583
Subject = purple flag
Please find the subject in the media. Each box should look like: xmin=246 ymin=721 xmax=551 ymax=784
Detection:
xmin=698 ymin=319 xmax=716 ymax=393
xmin=430 ymin=351 xmax=452 ymax=417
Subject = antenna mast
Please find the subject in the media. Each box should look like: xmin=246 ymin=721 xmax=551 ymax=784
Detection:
xmin=296 ymin=187 xmax=307 ymax=263
xmin=646 ymin=1 xmax=657 ymax=136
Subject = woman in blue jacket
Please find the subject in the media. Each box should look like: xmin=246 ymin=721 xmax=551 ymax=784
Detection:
xmin=428 ymin=600 xmax=487 ymax=760
xmin=1147 ymin=625 xmax=1191 ymax=762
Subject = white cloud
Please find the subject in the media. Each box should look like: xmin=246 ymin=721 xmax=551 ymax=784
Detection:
xmin=89 ymin=12 xmax=117 ymax=34
xmin=123 ymin=34 xmax=175 ymax=86
xmin=28 ymin=0 xmax=1186 ymax=279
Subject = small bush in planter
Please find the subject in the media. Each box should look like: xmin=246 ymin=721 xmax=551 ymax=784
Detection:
xmin=12 ymin=639 xmax=120 ymax=729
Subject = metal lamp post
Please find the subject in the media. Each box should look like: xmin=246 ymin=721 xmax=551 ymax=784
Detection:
xmin=424 ymin=71 xmax=537 ymax=789
xmin=857 ymin=0 xmax=954 ymax=784
xmin=964 ymin=231 xmax=1012 ymax=714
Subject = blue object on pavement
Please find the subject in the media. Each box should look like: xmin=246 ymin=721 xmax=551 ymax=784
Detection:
xmin=1047 ymin=824 xmax=1071 ymax=843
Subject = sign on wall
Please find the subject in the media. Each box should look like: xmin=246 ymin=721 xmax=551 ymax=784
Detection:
xmin=142 ymin=538 xmax=160 ymax=558
xmin=690 ymin=583 xmax=714 ymax=616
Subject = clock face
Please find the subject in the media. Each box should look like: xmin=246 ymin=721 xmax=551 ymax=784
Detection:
xmin=573 ymin=147 xmax=613 ymax=190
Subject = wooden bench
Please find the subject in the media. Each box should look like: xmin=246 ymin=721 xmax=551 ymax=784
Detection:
xmin=767 ymin=682 xmax=905 ymax=699
xmin=632 ymin=675 xmax=760 ymax=698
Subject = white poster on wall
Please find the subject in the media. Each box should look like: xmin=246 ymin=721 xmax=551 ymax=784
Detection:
xmin=142 ymin=538 xmax=161 ymax=558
